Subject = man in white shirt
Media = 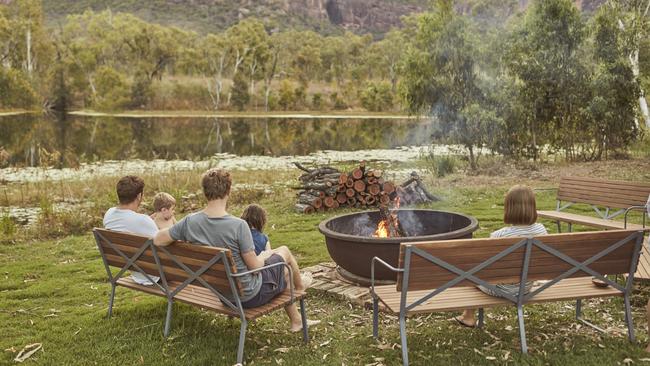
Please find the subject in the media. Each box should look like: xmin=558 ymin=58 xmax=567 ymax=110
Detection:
xmin=103 ymin=175 xmax=159 ymax=285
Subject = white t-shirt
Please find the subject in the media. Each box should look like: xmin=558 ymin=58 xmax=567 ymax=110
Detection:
xmin=103 ymin=207 xmax=160 ymax=285
xmin=490 ymin=223 xmax=548 ymax=238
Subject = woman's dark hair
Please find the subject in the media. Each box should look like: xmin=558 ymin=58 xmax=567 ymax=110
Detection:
xmin=241 ymin=204 xmax=267 ymax=231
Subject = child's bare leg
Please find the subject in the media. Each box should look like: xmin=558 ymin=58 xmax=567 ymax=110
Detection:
xmin=456 ymin=309 xmax=476 ymax=327
xmin=274 ymin=246 xmax=304 ymax=291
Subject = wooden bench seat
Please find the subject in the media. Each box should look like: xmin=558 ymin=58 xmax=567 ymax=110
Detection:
xmin=116 ymin=276 xmax=307 ymax=321
xmin=374 ymin=277 xmax=622 ymax=315
xmin=538 ymin=177 xmax=650 ymax=281
xmin=538 ymin=176 xmax=649 ymax=232
xmin=538 ymin=210 xmax=649 ymax=231
xmin=93 ymin=228 xmax=311 ymax=365
xmin=370 ymin=230 xmax=645 ymax=366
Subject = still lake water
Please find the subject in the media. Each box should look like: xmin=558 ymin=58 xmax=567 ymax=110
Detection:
xmin=0 ymin=114 xmax=437 ymax=168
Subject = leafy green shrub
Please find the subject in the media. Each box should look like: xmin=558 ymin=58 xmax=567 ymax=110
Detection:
xmin=230 ymin=73 xmax=250 ymax=111
xmin=329 ymin=92 xmax=347 ymax=110
xmin=93 ymin=66 xmax=130 ymax=111
xmin=278 ymin=80 xmax=295 ymax=110
xmin=0 ymin=214 xmax=16 ymax=239
xmin=0 ymin=69 xmax=38 ymax=109
xmin=312 ymin=93 xmax=323 ymax=110
xmin=130 ymin=71 xmax=154 ymax=109
xmin=294 ymin=86 xmax=306 ymax=109
xmin=360 ymin=81 xmax=393 ymax=112
xmin=421 ymin=148 xmax=458 ymax=178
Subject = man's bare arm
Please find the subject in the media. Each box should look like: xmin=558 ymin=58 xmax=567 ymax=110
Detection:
xmin=153 ymin=228 xmax=174 ymax=246
xmin=242 ymin=250 xmax=274 ymax=270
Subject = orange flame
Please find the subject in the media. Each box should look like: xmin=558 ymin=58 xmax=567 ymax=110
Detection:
xmin=374 ymin=220 xmax=389 ymax=238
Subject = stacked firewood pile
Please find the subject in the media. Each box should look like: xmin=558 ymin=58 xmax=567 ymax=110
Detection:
xmin=293 ymin=162 xmax=438 ymax=214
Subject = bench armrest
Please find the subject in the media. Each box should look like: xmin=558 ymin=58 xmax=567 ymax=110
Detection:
xmin=371 ymin=256 xmax=403 ymax=297
xmin=624 ymin=205 xmax=648 ymax=229
xmin=230 ymin=262 xmax=295 ymax=303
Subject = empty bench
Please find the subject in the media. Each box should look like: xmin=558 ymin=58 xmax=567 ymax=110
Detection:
xmin=93 ymin=228 xmax=310 ymax=365
xmin=370 ymin=230 xmax=645 ymax=366
xmin=537 ymin=176 xmax=650 ymax=232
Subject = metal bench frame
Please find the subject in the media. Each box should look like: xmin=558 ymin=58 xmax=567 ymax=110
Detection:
xmin=94 ymin=230 xmax=309 ymax=365
xmin=370 ymin=231 xmax=644 ymax=366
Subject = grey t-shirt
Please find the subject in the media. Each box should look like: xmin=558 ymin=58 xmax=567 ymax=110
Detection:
xmin=169 ymin=213 xmax=261 ymax=302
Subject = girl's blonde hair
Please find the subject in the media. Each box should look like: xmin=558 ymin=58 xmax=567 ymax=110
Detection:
xmin=503 ymin=185 xmax=537 ymax=225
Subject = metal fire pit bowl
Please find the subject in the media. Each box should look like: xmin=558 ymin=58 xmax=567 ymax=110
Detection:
xmin=318 ymin=209 xmax=479 ymax=285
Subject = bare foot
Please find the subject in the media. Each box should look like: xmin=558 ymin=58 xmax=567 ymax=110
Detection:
xmin=290 ymin=319 xmax=321 ymax=332
xmin=297 ymin=273 xmax=313 ymax=292
xmin=452 ymin=315 xmax=476 ymax=328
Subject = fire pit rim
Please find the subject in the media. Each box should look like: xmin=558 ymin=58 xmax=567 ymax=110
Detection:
xmin=318 ymin=209 xmax=479 ymax=243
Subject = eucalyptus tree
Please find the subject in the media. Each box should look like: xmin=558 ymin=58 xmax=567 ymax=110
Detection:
xmin=610 ymin=0 xmax=650 ymax=128
xmin=200 ymin=33 xmax=230 ymax=111
xmin=399 ymin=0 xmax=491 ymax=170
xmin=5 ymin=0 xmax=49 ymax=77
xmin=504 ymin=0 xmax=590 ymax=160
xmin=223 ymin=18 xmax=269 ymax=106
xmin=368 ymin=29 xmax=406 ymax=92
xmin=587 ymin=7 xmax=640 ymax=159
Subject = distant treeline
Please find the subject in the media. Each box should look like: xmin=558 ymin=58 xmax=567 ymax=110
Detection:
xmin=0 ymin=0 xmax=649 ymax=163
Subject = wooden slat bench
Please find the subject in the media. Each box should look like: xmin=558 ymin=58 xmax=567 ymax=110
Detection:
xmin=93 ymin=228 xmax=310 ymax=365
xmin=537 ymin=176 xmax=650 ymax=279
xmin=537 ymin=176 xmax=650 ymax=232
xmin=370 ymin=230 xmax=645 ymax=366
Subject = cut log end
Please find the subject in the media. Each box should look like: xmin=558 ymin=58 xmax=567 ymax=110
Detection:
xmin=295 ymin=204 xmax=314 ymax=214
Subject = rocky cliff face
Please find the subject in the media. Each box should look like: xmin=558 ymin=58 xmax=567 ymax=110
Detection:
xmin=7 ymin=0 xmax=607 ymax=35
xmin=285 ymin=0 xmax=423 ymax=33
xmin=283 ymin=0 xmax=605 ymax=34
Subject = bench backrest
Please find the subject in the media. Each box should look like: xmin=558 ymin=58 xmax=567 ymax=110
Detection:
xmin=396 ymin=230 xmax=644 ymax=292
xmin=93 ymin=228 xmax=242 ymax=297
xmin=557 ymin=176 xmax=650 ymax=209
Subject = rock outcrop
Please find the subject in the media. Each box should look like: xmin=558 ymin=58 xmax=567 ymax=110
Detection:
xmin=284 ymin=0 xmax=423 ymax=33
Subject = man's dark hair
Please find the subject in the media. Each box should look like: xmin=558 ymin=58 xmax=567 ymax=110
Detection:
xmin=116 ymin=175 xmax=145 ymax=204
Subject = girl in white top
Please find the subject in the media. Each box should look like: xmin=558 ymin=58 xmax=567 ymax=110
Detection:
xmin=455 ymin=185 xmax=548 ymax=328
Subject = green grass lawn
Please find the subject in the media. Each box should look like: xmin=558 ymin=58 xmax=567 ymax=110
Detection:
xmin=3 ymin=179 xmax=650 ymax=365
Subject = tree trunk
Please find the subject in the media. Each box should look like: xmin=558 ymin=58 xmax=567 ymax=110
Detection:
xmin=618 ymin=10 xmax=650 ymax=129
xmin=26 ymin=25 xmax=32 ymax=77
xmin=468 ymin=145 xmax=477 ymax=171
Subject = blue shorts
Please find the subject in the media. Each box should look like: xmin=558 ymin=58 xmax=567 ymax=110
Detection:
xmin=241 ymin=254 xmax=287 ymax=308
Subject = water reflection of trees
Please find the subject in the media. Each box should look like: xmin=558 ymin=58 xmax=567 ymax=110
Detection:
xmin=0 ymin=115 xmax=434 ymax=167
